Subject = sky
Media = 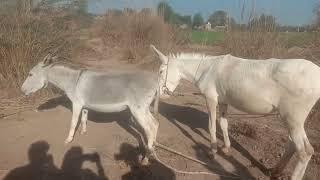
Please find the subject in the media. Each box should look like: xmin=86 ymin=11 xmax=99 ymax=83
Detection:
xmin=88 ymin=0 xmax=319 ymax=26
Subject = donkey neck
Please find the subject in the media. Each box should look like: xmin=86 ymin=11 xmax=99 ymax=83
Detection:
xmin=179 ymin=58 xmax=213 ymax=85
xmin=46 ymin=65 xmax=81 ymax=94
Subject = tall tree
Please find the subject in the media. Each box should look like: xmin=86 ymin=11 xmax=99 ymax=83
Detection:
xmin=192 ymin=13 xmax=204 ymax=28
xmin=208 ymin=10 xmax=228 ymax=27
xmin=248 ymin=14 xmax=276 ymax=31
xmin=157 ymin=1 xmax=175 ymax=23
xmin=314 ymin=3 xmax=320 ymax=27
xmin=179 ymin=15 xmax=192 ymax=26
xmin=36 ymin=0 xmax=89 ymax=14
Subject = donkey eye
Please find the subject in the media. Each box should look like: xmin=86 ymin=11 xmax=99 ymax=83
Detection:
xmin=28 ymin=73 xmax=33 ymax=77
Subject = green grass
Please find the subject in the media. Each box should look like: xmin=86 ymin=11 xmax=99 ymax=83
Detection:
xmin=280 ymin=32 xmax=317 ymax=47
xmin=190 ymin=30 xmax=317 ymax=47
xmin=191 ymin=30 xmax=224 ymax=45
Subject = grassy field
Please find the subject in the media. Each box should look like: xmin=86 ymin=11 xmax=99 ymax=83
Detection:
xmin=191 ymin=30 xmax=224 ymax=45
xmin=280 ymin=32 xmax=318 ymax=47
xmin=191 ymin=30 xmax=318 ymax=47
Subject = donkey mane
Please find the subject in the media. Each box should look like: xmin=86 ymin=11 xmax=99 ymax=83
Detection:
xmin=49 ymin=60 xmax=86 ymax=70
xmin=169 ymin=52 xmax=227 ymax=61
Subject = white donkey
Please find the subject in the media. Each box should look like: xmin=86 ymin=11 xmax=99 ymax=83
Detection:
xmin=151 ymin=45 xmax=319 ymax=180
xmin=21 ymin=54 xmax=160 ymax=161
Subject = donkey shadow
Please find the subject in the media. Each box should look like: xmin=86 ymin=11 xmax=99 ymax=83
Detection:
xmin=115 ymin=143 xmax=176 ymax=180
xmin=159 ymin=101 xmax=270 ymax=179
xmin=36 ymin=96 xmax=175 ymax=179
xmin=37 ymin=95 xmax=147 ymax=153
xmin=37 ymin=95 xmax=266 ymax=179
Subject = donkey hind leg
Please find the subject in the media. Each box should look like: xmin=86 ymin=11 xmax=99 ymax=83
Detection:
xmin=289 ymin=124 xmax=314 ymax=180
xmin=275 ymin=105 xmax=314 ymax=180
xmin=206 ymin=96 xmax=218 ymax=157
xmin=128 ymin=115 xmax=148 ymax=158
xmin=80 ymin=109 xmax=88 ymax=135
xmin=130 ymin=108 xmax=159 ymax=164
xmin=218 ymin=103 xmax=231 ymax=154
xmin=65 ymin=103 xmax=82 ymax=144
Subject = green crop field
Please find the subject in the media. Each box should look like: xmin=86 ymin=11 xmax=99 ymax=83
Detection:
xmin=191 ymin=30 xmax=224 ymax=45
xmin=280 ymin=32 xmax=317 ymax=47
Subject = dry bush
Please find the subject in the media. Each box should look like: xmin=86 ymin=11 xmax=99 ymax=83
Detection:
xmin=223 ymin=12 xmax=287 ymax=59
xmin=223 ymin=31 xmax=287 ymax=59
xmin=304 ymin=33 xmax=320 ymax=64
xmin=95 ymin=10 xmax=189 ymax=63
xmin=0 ymin=6 xmax=76 ymax=90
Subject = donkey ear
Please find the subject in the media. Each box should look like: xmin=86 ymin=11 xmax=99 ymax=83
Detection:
xmin=43 ymin=53 xmax=54 ymax=65
xmin=150 ymin=44 xmax=168 ymax=64
xmin=51 ymin=55 xmax=59 ymax=61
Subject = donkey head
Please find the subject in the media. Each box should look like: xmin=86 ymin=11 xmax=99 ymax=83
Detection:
xmin=150 ymin=45 xmax=182 ymax=97
xmin=21 ymin=54 xmax=57 ymax=95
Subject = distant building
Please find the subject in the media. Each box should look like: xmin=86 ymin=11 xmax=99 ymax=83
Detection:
xmin=213 ymin=25 xmax=226 ymax=32
xmin=179 ymin=24 xmax=188 ymax=29
xmin=205 ymin=22 xmax=211 ymax=30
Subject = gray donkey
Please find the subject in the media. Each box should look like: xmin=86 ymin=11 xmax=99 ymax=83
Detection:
xmin=21 ymin=54 xmax=161 ymax=162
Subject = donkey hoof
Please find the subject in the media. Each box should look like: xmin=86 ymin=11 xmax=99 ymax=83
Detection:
xmin=268 ymin=168 xmax=290 ymax=180
xmin=221 ymin=147 xmax=231 ymax=155
xmin=209 ymin=143 xmax=218 ymax=158
xmin=270 ymin=173 xmax=290 ymax=180
xmin=64 ymin=137 xmax=73 ymax=144
xmin=209 ymin=150 xmax=218 ymax=159
xmin=138 ymin=154 xmax=150 ymax=166
xmin=80 ymin=129 xmax=87 ymax=135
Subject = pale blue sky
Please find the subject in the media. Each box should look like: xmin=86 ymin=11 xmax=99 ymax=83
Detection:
xmin=88 ymin=0 xmax=319 ymax=26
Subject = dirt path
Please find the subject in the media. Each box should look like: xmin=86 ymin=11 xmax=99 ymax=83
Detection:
xmin=1 ymin=86 xmax=319 ymax=180
xmin=0 ymin=92 xmax=267 ymax=180
xmin=0 ymin=38 xmax=319 ymax=180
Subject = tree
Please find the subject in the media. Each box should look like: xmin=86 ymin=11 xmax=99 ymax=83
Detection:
xmin=157 ymin=1 xmax=192 ymax=26
xmin=314 ymin=3 xmax=320 ymax=27
xmin=0 ymin=0 xmax=90 ymax=15
xmin=208 ymin=10 xmax=228 ymax=27
xmin=179 ymin=15 xmax=192 ymax=26
xmin=35 ymin=0 xmax=89 ymax=14
xmin=248 ymin=14 xmax=276 ymax=31
xmin=157 ymin=1 xmax=175 ymax=23
xmin=192 ymin=13 xmax=204 ymax=28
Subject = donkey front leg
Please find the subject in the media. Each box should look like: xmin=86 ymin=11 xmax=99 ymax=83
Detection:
xmin=218 ymin=103 xmax=231 ymax=154
xmin=206 ymin=96 xmax=218 ymax=157
xmin=80 ymin=109 xmax=88 ymax=135
xmin=65 ymin=103 xmax=82 ymax=144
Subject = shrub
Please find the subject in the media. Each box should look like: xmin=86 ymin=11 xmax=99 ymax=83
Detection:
xmin=0 ymin=7 xmax=76 ymax=89
xmin=95 ymin=10 xmax=189 ymax=63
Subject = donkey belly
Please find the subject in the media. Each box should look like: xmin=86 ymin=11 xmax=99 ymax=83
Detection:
xmin=224 ymin=87 xmax=278 ymax=114
xmin=81 ymin=91 xmax=129 ymax=112
xmin=85 ymin=102 xmax=128 ymax=113
xmin=227 ymin=97 xmax=275 ymax=114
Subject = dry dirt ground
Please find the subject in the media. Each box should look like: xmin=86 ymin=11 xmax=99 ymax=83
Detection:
xmin=0 ymin=39 xmax=320 ymax=180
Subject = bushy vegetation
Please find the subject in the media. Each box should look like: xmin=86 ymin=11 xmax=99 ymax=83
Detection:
xmin=0 ymin=4 xmax=77 ymax=89
xmin=1 ymin=0 xmax=320 ymax=95
xmin=95 ymin=9 xmax=189 ymax=63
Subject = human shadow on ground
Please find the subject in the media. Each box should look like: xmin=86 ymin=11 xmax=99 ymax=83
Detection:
xmin=159 ymin=101 xmax=269 ymax=179
xmin=3 ymin=140 xmax=108 ymax=180
xmin=114 ymin=143 xmax=176 ymax=180
xmin=37 ymin=95 xmax=147 ymax=154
